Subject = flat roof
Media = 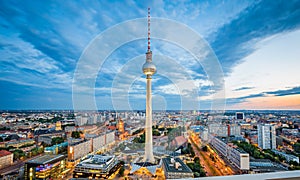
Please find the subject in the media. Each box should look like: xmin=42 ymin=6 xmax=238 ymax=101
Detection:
xmin=75 ymin=155 xmax=117 ymax=169
xmin=162 ymin=157 xmax=192 ymax=173
xmin=26 ymin=154 xmax=65 ymax=165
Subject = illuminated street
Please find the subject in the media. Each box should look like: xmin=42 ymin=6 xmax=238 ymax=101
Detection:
xmin=189 ymin=132 xmax=235 ymax=177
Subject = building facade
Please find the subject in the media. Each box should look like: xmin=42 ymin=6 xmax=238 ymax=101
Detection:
xmin=258 ymin=124 xmax=276 ymax=149
xmin=208 ymin=124 xmax=241 ymax=137
xmin=24 ymin=154 xmax=66 ymax=180
xmin=0 ymin=150 xmax=13 ymax=169
xmin=68 ymin=139 xmax=91 ymax=162
xmin=210 ymin=135 xmax=249 ymax=170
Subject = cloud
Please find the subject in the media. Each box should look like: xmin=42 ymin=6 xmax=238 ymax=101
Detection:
xmin=1 ymin=1 xmax=300 ymax=109
xmin=210 ymin=0 xmax=300 ymax=75
xmin=233 ymin=86 xmax=254 ymax=91
xmin=266 ymin=86 xmax=300 ymax=97
xmin=226 ymin=86 xmax=300 ymax=105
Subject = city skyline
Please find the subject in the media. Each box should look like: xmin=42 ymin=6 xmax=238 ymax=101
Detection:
xmin=1 ymin=1 xmax=300 ymax=110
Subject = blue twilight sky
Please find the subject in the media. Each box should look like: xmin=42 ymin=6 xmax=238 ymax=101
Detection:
xmin=1 ymin=0 xmax=300 ymax=110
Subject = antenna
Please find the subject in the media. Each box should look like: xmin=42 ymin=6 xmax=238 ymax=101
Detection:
xmin=148 ymin=7 xmax=151 ymax=52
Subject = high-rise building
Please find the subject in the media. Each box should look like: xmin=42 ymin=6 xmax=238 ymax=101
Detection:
xmin=75 ymin=116 xmax=88 ymax=126
xmin=229 ymin=124 xmax=241 ymax=136
xmin=208 ymin=123 xmax=241 ymax=137
xmin=236 ymin=112 xmax=244 ymax=120
xmin=257 ymin=124 xmax=276 ymax=149
xmin=142 ymin=7 xmax=156 ymax=164
xmin=208 ymin=123 xmax=228 ymax=137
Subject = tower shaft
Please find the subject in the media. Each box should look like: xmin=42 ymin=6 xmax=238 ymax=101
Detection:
xmin=144 ymin=75 xmax=155 ymax=163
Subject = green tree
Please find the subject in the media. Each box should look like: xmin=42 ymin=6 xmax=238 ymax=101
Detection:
xmin=294 ymin=143 xmax=300 ymax=153
xmin=152 ymin=130 xmax=161 ymax=136
xmin=194 ymin=157 xmax=200 ymax=163
xmin=71 ymin=131 xmax=82 ymax=138
xmin=51 ymin=137 xmax=64 ymax=145
xmin=118 ymin=166 xmax=125 ymax=176
xmin=202 ymin=146 xmax=208 ymax=152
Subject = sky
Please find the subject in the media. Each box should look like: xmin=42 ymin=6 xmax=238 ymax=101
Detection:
xmin=1 ymin=0 xmax=300 ymax=110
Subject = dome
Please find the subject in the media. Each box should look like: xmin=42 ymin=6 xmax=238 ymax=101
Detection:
xmin=142 ymin=62 xmax=156 ymax=75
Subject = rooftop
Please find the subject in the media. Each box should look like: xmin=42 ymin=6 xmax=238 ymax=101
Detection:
xmin=76 ymin=155 xmax=117 ymax=169
xmin=162 ymin=157 xmax=192 ymax=173
xmin=0 ymin=150 xmax=12 ymax=157
xmin=27 ymin=154 xmax=65 ymax=165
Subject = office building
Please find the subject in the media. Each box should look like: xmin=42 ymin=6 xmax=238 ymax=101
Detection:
xmin=236 ymin=112 xmax=244 ymax=120
xmin=90 ymin=131 xmax=115 ymax=152
xmin=258 ymin=124 xmax=276 ymax=149
xmin=73 ymin=155 xmax=120 ymax=179
xmin=210 ymin=135 xmax=249 ymax=170
xmin=24 ymin=154 xmax=66 ymax=180
xmin=208 ymin=124 xmax=241 ymax=137
xmin=208 ymin=123 xmax=228 ymax=137
xmin=162 ymin=157 xmax=193 ymax=179
xmin=75 ymin=116 xmax=88 ymax=126
xmin=68 ymin=139 xmax=91 ymax=162
xmin=229 ymin=124 xmax=241 ymax=136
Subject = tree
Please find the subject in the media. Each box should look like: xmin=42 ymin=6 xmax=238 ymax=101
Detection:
xmin=202 ymin=146 xmax=208 ymax=152
xmin=294 ymin=143 xmax=300 ymax=153
xmin=51 ymin=137 xmax=64 ymax=145
xmin=71 ymin=131 xmax=82 ymax=138
xmin=194 ymin=157 xmax=200 ymax=163
xmin=191 ymin=150 xmax=195 ymax=157
xmin=13 ymin=149 xmax=25 ymax=161
xmin=152 ymin=130 xmax=161 ymax=136
xmin=118 ymin=166 xmax=125 ymax=176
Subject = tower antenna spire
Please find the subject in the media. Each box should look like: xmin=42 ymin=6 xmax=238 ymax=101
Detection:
xmin=148 ymin=7 xmax=151 ymax=52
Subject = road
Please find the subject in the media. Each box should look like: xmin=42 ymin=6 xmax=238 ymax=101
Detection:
xmin=189 ymin=133 xmax=235 ymax=177
xmin=189 ymin=138 xmax=223 ymax=176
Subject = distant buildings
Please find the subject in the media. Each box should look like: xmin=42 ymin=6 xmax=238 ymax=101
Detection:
xmin=257 ymin=124 xmax=276 ymax=149
xmin=162 ymin=157 xmax=194 ymax=179
xmin=75 ymin=116 xmax=88 ymax=126
xmin=208 ymin=124 xmax=241 ymax=137
xmin=0 ymin=150 xmax=13 ymax=169
xmin=208 ymin=124 xmax=228 ymax=137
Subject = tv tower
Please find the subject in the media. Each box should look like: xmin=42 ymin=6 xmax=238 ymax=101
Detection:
xmin=142 ymin=7 xmax=156 ymax=163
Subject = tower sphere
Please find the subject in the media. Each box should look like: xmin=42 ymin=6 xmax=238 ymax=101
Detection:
xmin=143 ymin=61 xmax=156 ymax=75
